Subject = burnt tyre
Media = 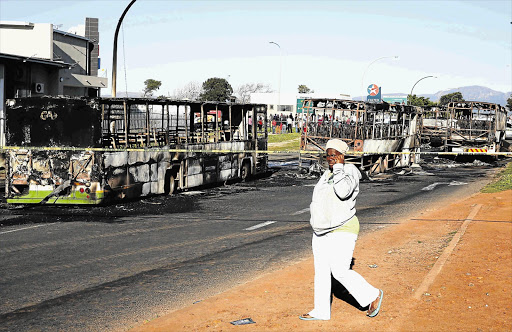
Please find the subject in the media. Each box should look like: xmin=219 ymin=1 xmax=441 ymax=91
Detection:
xmin=164 ymin=172 xmax=176 ymax=195
xmin=241 ymin=162 xmax=251 ymax=181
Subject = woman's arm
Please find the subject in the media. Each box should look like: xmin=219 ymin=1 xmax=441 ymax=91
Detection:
xmin=331 ymin=163 xmax=359 ymax=199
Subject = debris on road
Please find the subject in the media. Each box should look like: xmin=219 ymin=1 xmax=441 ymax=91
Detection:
xmin=230 ymin=318 xmax=255 ymax=325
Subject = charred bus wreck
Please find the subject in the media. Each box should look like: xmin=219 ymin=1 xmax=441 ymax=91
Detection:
xmin=420 ymin=101 xmax=507 ymax=153
xmin=299 ymin=99 xmax=422 ymax=177
xmin=4 ymin=97 xmax=267 ymax=204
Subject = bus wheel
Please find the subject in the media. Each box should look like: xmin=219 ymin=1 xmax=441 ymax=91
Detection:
xmin=164 ymin=172 xmax=176 ymax=195
xmin=241 ymin=162 xmax=251 ymax=181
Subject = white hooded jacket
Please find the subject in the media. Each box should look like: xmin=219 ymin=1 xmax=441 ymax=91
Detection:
xmin=309 ymin=163 xmax=362 ymax=235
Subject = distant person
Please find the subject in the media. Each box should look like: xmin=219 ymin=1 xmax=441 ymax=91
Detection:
xmin=300 ymin=139 xmax=383 ymax=321
xmin=287 ymin=115 xmax=293 ymax=133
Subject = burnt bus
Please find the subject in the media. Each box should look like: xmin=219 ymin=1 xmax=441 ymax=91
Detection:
xmin=3 ymin=97 xmax=267 ymax=204
xmin=420 ymin=101 xmax=507 ymax=153
xmin=299 ymin=99 xmax=422 ymax=176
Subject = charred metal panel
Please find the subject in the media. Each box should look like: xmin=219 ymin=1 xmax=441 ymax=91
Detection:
xmin=7 ymin=149 xmax=102 ymax=204
xmin=362 ymin=139 xmax=402 ymax=153
xmin=102 ymin=149 xmax=172 ymax=199
xmin=5 ymin=97 xmax=101 ymax=147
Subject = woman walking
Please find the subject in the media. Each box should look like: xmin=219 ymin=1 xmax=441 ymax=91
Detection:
xmin=300 ymin=139 xmax=383 ymax=321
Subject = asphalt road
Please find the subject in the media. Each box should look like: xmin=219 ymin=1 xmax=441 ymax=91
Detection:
xmin=0 ymin=155 xmax=501 ymax=332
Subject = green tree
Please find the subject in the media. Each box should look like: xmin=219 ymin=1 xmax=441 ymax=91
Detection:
xmin=507 ymin=93 xmax=512 ymax=110
xmin=298 ymin=84 xmax=314 ymax=94
xmin=408 ymin=94 xmax=436 ymax=107
xmin=439 ymin=92 xmax=464 ymax=106
xmin=143 ymin=79 xmax=162 ymax=97
xmin=199 ymin=77 xmax=233 ymax=102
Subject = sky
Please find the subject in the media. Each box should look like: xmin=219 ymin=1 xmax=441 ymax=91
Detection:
xmin=1 ymin=0 xmax=511 ymax=98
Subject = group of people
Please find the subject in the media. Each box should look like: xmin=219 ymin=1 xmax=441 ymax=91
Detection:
xmin=270 ymin=114 xmax=297 ymax=134
xmin=268 ymin=112 xmax=360 ymax=135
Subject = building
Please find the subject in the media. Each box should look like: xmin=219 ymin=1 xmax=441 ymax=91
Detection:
xmin=0 ymin=18 xmax=107 ymax=146
xmin=250 ymin=92 xmax=351 ymax=117
xmin=0 ymin=19 xmax=106 ymax=98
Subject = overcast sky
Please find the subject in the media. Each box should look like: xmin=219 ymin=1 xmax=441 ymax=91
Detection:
xmin=1 ymin=0 xmax=510 ymax=98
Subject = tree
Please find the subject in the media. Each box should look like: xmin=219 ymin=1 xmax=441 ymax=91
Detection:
xmin=439 ymin=92 xmax=464 ymax=106
xmin=408 ymin=94 xmax=436 ymax=107
xmin=143 ymin=79 xmax=162 ymax=98
xmin=199 ymin=77 xmax=233 ymax=102
xmin=298 ymin=84 xmax=314 ymax=94
xmin=172 ymin=81 xmax=204 ymax=101
xmin=507 ymin=93 xmax=512 ymax=110
xmin=234 ymin=83 xmax=273 ymax=103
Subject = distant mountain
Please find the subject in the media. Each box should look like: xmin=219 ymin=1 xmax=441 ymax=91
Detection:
xmin=421 ymin=86 xmax=510 ymax=106
xmin=356 ymin=85 xmax=510 ymax=107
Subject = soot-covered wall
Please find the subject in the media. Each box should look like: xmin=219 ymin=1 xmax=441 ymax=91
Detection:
xmin=5 ymin=97 xmax=102 ymax=147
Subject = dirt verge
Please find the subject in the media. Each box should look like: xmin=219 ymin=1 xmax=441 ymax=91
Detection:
xmin=131 ymin=190 xmax=512 ymax=332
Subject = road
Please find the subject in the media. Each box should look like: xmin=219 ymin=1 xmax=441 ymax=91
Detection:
xmin=0 ymin=156 xmax=500 ymax=331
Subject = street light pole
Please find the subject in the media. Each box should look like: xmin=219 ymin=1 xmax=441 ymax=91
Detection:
xmin=360 ymin=55 xmax=398 ymax=102
xmin=269 ymin=41 xmax=281 ymax=114
xmin=112 ymin=0 xmax=137 ymax=98
xmin=409 ymin=75 xmax=437 ymax=105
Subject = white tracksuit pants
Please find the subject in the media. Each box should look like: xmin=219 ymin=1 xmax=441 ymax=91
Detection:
xmin=308 ymin=231 xmax=379 ymax=320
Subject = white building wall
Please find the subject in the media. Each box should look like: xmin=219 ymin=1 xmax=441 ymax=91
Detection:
xmin=0 ymin=22 xmax=53 ymax=59
xmin=251 ymin=92 xmax=298 ymax=116
xmin=53 ymin=32 xmax=89 ymax=74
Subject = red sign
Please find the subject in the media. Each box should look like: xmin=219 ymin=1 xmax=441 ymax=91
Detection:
xmin=367 ymin=84 xmax=380 ymax=96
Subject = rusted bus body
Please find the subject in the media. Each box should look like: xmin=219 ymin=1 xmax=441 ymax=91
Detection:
xmin=4 ymin=97 xmax=267 ymax=204
xmin=420 ymin=101 xmax=507 ymax=152
xmin=299 ymin=99 xmax=422 ymax=176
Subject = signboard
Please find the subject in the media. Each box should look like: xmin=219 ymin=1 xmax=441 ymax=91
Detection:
xmin=383 ymin=96 xmax=407 ymax=104
xmin=296 ymin=98 xmax=314 ymax=113
xmin=296 ymin=98 xmax=304 ymax=113
xmin=366 ymin=84 xmax=381 ymax=103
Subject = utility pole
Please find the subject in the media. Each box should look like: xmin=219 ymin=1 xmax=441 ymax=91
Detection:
xmin=112 ymin=0 xmax=137 ymax=97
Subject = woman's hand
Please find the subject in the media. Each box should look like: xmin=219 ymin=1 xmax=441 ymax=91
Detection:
xmin=334 ymin=154 xmax=345 ymax=164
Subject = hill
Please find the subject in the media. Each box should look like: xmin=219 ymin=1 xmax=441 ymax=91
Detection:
xmin=422 ymin=86 xmax=510 ymax=106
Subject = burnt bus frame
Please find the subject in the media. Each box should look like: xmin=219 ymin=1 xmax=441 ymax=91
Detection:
xmin=298 ymin=98 xmax=423 ymax=177
xmin=420 ymin=101 xmax=507 ymax=152
xmin=4 ymin=97 xmax=267 ymax=205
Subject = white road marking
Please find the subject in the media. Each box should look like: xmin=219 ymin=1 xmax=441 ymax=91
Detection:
xmin=413 ymin=204 xmax=482 ymax=300
xmin=291 ymin=208 xmax=310 ymax=215
xmin=422 ymin=182 xmax=446 ymax=191
xmin=421 ymin=181 xmax=467 ymax=191
xmin=0 ymin=223 xmax=56 ymax=235
xmin=244 ymin=221 xmax=276 ymax=231
xmin=449 ymin=181 xmax=467 ymax=186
